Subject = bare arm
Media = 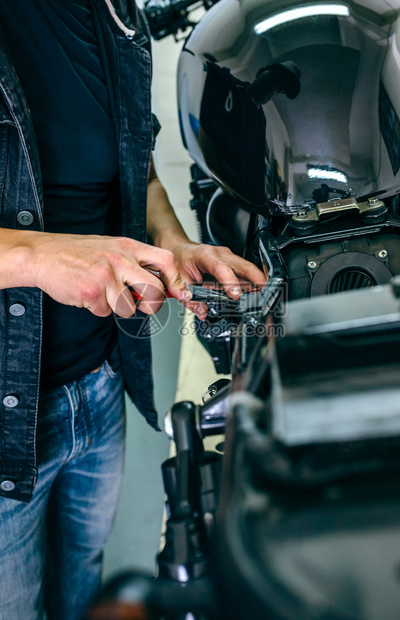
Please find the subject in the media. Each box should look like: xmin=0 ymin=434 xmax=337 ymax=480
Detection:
xmin=0 ymin=227 xmax=190 ymax=317
xmin=0 ymin=228 xmax=38 ymax=289
xmin=146 ymin=158 xmax=190 ymax=251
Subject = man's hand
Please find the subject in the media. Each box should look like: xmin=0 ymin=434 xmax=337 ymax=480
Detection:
xmin=10 ymin=230 xmax=191 ymax=317
xmin=146 ymin=160 xmax=267 ymax=319
xmin=32 ymin=233 xmax=194 ymax=317
xmin=167 ymin=240 xmax=267 ymax=320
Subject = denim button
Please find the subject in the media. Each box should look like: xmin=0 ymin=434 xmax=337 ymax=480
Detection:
xmin=9 ymin=303 xmax=26 ymax=316
xmin=17 ymin=211 xmax=34 ymax=226
xmin=0 ymin=480 xmax=15 ymax=492
xmin=3 ymin=395 xmax=19 ymax=408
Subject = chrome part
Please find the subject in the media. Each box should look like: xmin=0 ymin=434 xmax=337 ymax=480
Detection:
xmin=292 ymin=197 xmax=387 ymax=223
xmin=164 ymin=408 xmax=174 ymax=439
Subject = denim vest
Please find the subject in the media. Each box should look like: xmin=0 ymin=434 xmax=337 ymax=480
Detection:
xmin=0 ymin=0 xmax=159 ymax=503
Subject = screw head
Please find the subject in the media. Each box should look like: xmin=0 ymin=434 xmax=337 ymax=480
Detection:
xmin=378 ymin=249 xmax=388 ymax=259
xmin=308 ymin=261 xmax=318 ymax=270
xmin=297 ymin=211 xmax=307 ymax=219
xmin=368 ymin=197 xmax=380 ymax=206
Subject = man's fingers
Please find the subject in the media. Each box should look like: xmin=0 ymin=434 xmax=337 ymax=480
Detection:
xmin=139 ymin=250 xmax=192 ymax=303
xmin=202 ymin=262 xmax=244 ymax=299
xmin=108 ymin=286 xmax=137 ymax=318
xmin=192 ymin=246 xmax=266 ymax=299
xmin=104 ymin=260 xmax=167 ymax=316
xmin=228 ymin=254 xmax=267 ymax=288
xmin=127 ymin=278 xmax=166 ymax=315
xmin=185 ymin=300 xmax=208 ymax=320
xmin=211 ymin=252 xmax=267 ymax=291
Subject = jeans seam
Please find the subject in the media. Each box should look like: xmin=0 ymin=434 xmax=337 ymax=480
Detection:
xmin=62 ymin=385 xmax=76 ymax=463
xmin=79 ymin=382 xmax=95 ymax=451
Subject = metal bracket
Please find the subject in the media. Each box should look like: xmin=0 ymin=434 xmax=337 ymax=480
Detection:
xmin=292 ymin=197 xmax=386 ymax=223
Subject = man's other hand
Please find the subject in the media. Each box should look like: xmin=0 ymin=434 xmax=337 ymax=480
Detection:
xmin=30 ymin=233 xmax=192 ymax=317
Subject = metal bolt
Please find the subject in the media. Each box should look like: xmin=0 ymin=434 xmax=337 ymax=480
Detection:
xmin=308 ymin=261 xmax=318 ymax=270
xmin=368 ymin=197 xmax=380 ymax=206
xmin=297 ymin=211 xmax=307 ymax=219
xmin=378 ymin=249 xmax=388 ymax=260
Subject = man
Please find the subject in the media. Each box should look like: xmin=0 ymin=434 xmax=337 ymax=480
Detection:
xmin=0 ymin=1 xmax=266 ymax=619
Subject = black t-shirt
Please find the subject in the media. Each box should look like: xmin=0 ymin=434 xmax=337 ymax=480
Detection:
xmin=0 ymin=0 xmax=121 ymax=387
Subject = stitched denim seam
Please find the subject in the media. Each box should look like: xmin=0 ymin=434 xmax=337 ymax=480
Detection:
xmin=62 ymin=385 xmax=76 ymax=463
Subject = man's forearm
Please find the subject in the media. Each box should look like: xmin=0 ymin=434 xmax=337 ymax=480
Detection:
xmin=0 ymin=228 xmax=39 ymax=289
xmin=146 ymin=161 xmax=193 ymax=252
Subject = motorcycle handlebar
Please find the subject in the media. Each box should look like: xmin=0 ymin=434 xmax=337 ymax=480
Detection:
xmin=143 ymin=0 xmax=219 ymax=40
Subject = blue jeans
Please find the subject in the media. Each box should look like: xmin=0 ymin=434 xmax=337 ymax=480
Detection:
xmin=0 ymin=358 xmax=126 ymax=620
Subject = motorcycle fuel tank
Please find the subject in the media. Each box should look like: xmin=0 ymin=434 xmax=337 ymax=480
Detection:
xmin=178 ymin=0 xmax=400 ymax=212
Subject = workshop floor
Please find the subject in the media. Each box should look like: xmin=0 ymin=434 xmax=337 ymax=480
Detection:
xmin=103 ymin=33 xmax=220 ymax=579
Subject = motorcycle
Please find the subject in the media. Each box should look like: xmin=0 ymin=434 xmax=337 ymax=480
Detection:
xmin=88 ymin=1 xmax=400 ymax=618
